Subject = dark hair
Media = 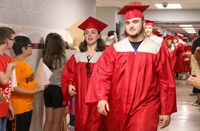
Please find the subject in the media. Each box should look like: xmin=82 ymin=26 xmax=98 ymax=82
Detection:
xmin=79 ymin=38 xmax=106 ymax=52
xmin=12 ymin=36 xmax=31 ymax=55
xmin=198 ymin=30 xmax=200 ymax=35
xmin=43 ymin=33 xmax=66 ymax=70
xmin=0 ymin=27 xmax=15 ymax=45
xmin=107 ymin=30 xmax=115 ymax=37
xmin=43 ymin=33 xmax=57 ymax=56
xmin=65 ymin=42 xmax=69 ymax=49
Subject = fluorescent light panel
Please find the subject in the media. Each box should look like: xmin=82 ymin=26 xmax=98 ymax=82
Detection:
xmin=183 ymin=28 xmax=194 ymax=30
xmin=186 ymin=30 xmax=196 ymax=33
xmin=187 ymin=32 xmax=196 ymax=34
xmin=155 ymin=4 xmax=182 ymax=9
xmin=179 ymin=25 xmax=193 ymax=27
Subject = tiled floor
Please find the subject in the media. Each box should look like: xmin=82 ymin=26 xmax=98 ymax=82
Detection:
xmin=158 ymin=80 xmax=200 ymax=131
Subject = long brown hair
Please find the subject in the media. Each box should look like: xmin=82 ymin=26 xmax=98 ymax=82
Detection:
xmin=43 ymin=33 xmax=66 ymax=70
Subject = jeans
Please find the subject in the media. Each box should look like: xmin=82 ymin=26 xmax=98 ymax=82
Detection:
xmin=0 ymin=116 xmax=7 ymax=131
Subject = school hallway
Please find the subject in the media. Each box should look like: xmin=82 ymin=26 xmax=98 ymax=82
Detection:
xmin=158 ymin=80 xmax=200 ymax=131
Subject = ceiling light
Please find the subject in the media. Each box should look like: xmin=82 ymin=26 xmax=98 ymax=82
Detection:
xmin=155 ymin=4 xmax=182 ymax=9
xmin=179 ymin=25 xmax=193 ymax=27
xmin=186 ymin=31 xmax=196 ymax=34
xmin=183 ymin=28 xmax=194 ymax=30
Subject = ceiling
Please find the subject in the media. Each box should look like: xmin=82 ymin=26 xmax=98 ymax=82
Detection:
xmin=96 ymin=0 xmax=200 ymax=37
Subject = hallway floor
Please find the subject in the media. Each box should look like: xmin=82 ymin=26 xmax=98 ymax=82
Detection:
xmin=158 ymin=80 xmax=200 ymax=131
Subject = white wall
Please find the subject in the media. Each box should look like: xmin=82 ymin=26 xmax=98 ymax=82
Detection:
xmin=0 ymin=0 xmax=96 ymax=30
xmin=0 ymin=0 xmax=96 ymax=131
xmin=144 ymin=9 xmax=200 ymax=22
xmin=96 ymin=7 xmax=116 ymax=39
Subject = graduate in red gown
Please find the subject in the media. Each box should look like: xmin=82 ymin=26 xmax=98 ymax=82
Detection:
xmin=85 ymin=3 xmax=177 ymax=131
xmin=61 ymin=16 xmax=107 ymax=131
xmin=166 ymin=35 xmax=177 ymax=74
xmin=173 ymin=35 xmax=187 ymax=79
xmin=144 ymin=20 xmax=163 ymax=44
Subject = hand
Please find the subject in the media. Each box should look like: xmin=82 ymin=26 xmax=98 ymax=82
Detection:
xmin=188 ymin=75 xmax=200 ymax=89
xmin=34 ymin=86 xmax=45 ymax=94
xmin=7 ymin=61 xmax=18 ymax=70
xmin=97 ymin=100 xmax=110 ymax=116
xmin=68 ymin=84 xmax=76 ymax=96
xmin=8 ymin=103 xmax=15 ymax=120
xmin=159 ymin=115 xmax=171 ymax=129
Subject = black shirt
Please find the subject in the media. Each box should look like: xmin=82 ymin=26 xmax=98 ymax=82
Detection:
xmin=129 ymin=40 xmax=144 ymax=51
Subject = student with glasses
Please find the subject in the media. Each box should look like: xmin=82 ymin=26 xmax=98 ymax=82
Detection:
xmin=61 ymin=16 xmax=107 ymax=131
xmin=6 ymin=36 xmax=44 ymax=131
xmin=0 ymin=27 xmax=17 ymax=131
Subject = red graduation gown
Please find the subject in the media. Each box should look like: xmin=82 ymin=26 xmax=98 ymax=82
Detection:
xmin=61 ymin=52 xmax=105 ymax=131
xmin=85 ymin=38 xmax=177 ymax=131
xmin=174 ymin=43 xmax=186 ymax=73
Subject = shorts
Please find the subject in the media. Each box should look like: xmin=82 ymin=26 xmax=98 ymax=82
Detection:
xmin=44 ymin=85 xmax=66 ymax=108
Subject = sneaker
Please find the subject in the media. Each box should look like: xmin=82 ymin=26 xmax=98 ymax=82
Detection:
xmin=191 ymin=100 xmax=199 ymax=106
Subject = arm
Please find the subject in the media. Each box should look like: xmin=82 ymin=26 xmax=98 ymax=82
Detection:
xmin=0 ymin=62 xmax=18 ymax=85
xmin=157 ymin=41 xmax=177 ymax=128
xmin=188 ymin=75 xmax=200 ymax=89
xmin=85 ymin=46 xmax=115 ymax=114
xmin=12 ymin=85 xmax=44 ymax=95
xmin=61 ymin=55 xmax=77 ymax=105
xmin=194 ymin=47 xmax=200 ymax=67
xmin=8 ymin=102 xmax=15 ymax=120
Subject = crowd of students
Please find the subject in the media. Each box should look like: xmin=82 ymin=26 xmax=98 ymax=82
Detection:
xmin=2 ymin=1 xmax=200 ymax=131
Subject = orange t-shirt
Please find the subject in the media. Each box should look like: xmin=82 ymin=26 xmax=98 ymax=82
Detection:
xmin=10 ymin=58 xmax=36 ymax=114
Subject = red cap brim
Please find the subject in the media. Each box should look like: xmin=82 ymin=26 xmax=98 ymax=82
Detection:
xmin=118 ymin=5 xmax=149 ymax=20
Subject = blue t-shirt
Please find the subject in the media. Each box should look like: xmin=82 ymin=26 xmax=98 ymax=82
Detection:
xmin=129 ymin=40 xmax=144 ymax=51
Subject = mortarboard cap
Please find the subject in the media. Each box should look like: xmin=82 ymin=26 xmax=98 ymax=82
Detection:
xmin=145 ymin=20 xmax=156 ymax=27
xmin=177 ymin=33 xmax=184 ymax=40
xmin=173 ymin=35 xmax=178 ymax=40
xmin=78 ymin=16 xmax=107 ymax=32
xmin=118 ymin=2 xmax=149 ymax=20
xmin=166 ymin=35 xmax=173 ymax=40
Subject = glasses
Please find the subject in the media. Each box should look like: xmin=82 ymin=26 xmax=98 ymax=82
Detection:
xmin=26 ymin=44 xmax=33 ymax=48
xmin=86 ymin=55 xmax=92 ymax=77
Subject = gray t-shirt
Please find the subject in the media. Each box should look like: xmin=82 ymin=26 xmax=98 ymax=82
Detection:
xmin=49 ymin=57 xmax=67 ymax=87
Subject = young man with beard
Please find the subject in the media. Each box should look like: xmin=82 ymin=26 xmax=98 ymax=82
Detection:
xmin=85 ymin=3 xmax=177 ymax=131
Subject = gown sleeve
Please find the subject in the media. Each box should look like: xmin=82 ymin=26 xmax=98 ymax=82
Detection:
xmin=85 ymin=46 xmax=115 ymax=105
xmin=157 ymin=41 xmax=177 ymax=115
xmin=61 ymin=55 xmax=77 ymax=105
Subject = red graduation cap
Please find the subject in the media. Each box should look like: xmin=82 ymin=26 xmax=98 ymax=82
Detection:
xmin=177 ymin=33 xmax=184 ymax=40
xmin=118 ymin=2 xmax=149 ymax=20
xmin=78 ymin=16 xmax=107 ymax=32
xmin=173 ymin=35 xmax=178 ymax=40
xmin=145 ymin=20 xmax=156 ymax=27
xmin=166 ymin=35 xmax=173 ymax=40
